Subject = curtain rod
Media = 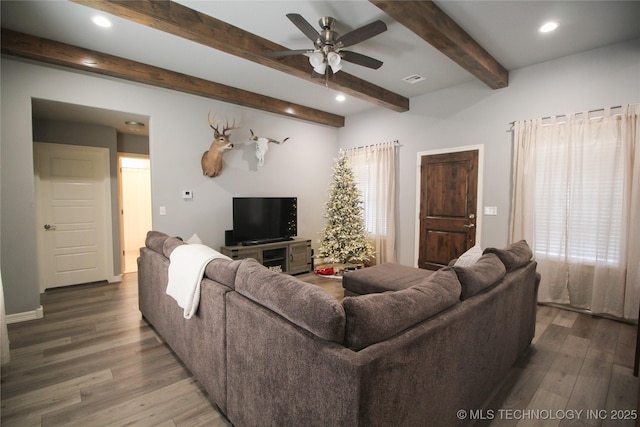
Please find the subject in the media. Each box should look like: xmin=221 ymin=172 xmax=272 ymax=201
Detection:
xmin=508 ymin=105 xmax=626 ymax=127
xmin=345 ymin=140 xmax=400 ymax=151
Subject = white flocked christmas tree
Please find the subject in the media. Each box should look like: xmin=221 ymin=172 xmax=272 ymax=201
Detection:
xmin=317 ymin=152 xmax=375 ymax=265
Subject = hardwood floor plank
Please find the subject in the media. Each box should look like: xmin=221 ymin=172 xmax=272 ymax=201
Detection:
xmin=603 ymin=365 xmax=638 ymax=427
xmin=614 ymin=323 xmax=636 ymax=369
xmin=64 ymin=378 xmax=204 ymax=426
xmin=42 ymin=364 xmax=191 ymax=425
xmin=534 ymin=324 xmax=572 ymax=353
xmin=2 ymin=391 xmax=81 ymax=426
xmin=520 ymin=388 xmax=569 ymax=427
xmin=587 ymin=319 xmax=620 ymax=363
xmin=538 ymin=352 xmax=584 ymax=399
xmin=569 ymin=313 xmax=600 ymax=340
xmin=1 ymin=369 xmax=112 ymax=415
xmin=565 ymin=356 xmax=613 ymax=425
xmin=173 ymin=401 xmax=232 ymax=427
xmin=536 ymin=305 xmax=562 ymax=325
xmin=1 ymin=337 xmax=161 ymax=397
xmin=553 ymin=309 xmax=580 ymax=329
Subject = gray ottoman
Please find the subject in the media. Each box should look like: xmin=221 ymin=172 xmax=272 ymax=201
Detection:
xmin=342 ymin=263 xmax=434 ymax=296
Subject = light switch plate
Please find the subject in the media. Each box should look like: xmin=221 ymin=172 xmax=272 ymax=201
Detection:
xmin=484 ymin=206 xmax=498 ymax=216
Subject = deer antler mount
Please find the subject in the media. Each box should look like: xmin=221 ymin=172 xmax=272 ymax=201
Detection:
xmin=201 ymin=112 xmax=239 ymax=177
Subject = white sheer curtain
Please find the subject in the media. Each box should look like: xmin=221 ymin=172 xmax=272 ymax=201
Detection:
xmin=344 ymin=141 xmax=397 ymax=264
xmin=1 ymin=270 xmax=10 ymax=365
xmin=511 ymin=104 xmax=640 ymax=320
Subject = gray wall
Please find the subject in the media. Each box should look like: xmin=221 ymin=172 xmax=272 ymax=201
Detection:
xmin=118 ymin=133 xmax=150 ymax=155
xmin=338 ymin=38 xmax=640 ymax=267
xmin=1 ymin=57 xmax=337 ymax=315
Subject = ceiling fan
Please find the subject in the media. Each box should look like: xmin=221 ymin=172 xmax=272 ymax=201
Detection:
xmin=265 ymin=13 xmax=387 ymax=77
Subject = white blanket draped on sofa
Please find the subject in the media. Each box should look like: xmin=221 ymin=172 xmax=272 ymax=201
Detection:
xmin=166 ymin=244 xmax=231 ymax=319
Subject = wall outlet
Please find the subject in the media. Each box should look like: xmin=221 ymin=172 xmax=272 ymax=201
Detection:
xmin=484 ymin=206 xmax=498 ymax=216
xmin=159 ymin=206 xmax=167 ymax=216
xmin=182 ymin=190 xmax=193 ymax=199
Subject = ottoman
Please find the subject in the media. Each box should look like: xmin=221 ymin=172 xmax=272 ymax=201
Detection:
xmin=342 ymin=263 xmax=434 ymax=296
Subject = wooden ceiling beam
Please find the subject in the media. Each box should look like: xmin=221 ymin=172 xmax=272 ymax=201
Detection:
xmin=1 ymin=29 xmax=345 ymax=128
xmin=370 ymin=0 xmax=508 ymax=89
xmin=70 ymin=0 xmax=409 ymax=112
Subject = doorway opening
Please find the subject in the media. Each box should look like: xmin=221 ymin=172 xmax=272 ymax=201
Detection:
xmin=118 ymin=154 xmax=152 ymax=273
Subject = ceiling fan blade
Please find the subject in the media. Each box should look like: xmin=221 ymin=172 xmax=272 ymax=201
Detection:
xmin=336 ymin=20 xmax=387 ymax=48
xmin=264 ymin=49 xmax=314 ymax=57
xmin=340 ymin=51 xmax=383 ymax=70
xmin=286 ymin=13 xmax=322 ymax=43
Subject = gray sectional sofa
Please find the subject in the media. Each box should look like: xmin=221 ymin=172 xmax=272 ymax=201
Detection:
xmin=138 ymin=231 xmax=539 ymax=426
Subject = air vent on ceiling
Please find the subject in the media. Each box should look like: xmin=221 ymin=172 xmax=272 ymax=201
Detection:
xmin=402 ymin=74 xmax=426 ymax=84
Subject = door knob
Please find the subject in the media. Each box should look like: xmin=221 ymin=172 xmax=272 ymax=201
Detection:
xmin=44 ymin=224 xmax=57 ymax=230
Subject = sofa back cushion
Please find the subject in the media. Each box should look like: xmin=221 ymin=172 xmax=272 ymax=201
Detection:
xmin=162 ymin=236 xmax=186 ymax=258
xmin=483 ymin=240 xmax=533 ymax=271
xmin=145 ymin=230 xmax=170 ymax=254
xmin=454 ymin=253 xmax=506 ymax=300
xmin=342 ymin=267 xmax=462 ymax=351
xmin=205 ymin=258 xmax=242 ymax=289
xmin=235 ymin=259 xmax=346 ymax=343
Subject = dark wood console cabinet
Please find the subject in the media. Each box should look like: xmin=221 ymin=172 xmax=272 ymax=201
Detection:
xmin=220 ymin=238 xmax=312 ymax=275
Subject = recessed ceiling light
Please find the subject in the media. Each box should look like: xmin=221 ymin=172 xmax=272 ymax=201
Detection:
xmin=125 ymin=121 xmax=145 ymax=131
xmin=335 ymin=94 xmax=346 ymax=102
xmin=539 ymin=21 xmax=558 ymax=33
xmin=92 ymin=15 xmax=112 ymax=28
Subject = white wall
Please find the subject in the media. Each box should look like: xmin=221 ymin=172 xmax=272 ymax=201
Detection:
xmin=1 ymin=58 xmax=338 ymax=315
xmin=339 ymin=38 xmax=640 ymax=267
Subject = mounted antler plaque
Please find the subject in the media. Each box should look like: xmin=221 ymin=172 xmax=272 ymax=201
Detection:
xmin=201 ymin=112 xmax=239 ymax=177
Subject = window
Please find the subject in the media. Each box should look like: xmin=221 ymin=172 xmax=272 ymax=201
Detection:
xmin=533 ymin=118 xmax=623 ymax=265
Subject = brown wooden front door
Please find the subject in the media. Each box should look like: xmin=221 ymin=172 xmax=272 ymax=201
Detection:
xmin=418 ymin=150 xmax=478 ymax=270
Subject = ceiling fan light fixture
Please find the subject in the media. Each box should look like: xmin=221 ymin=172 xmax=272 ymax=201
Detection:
xmin=327 ymin=51 xmax=342 ymax=73
xmin=309 ymin=52 xmax=326 ymax=74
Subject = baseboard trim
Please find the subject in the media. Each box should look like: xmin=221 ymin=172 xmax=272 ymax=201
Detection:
xmin=109 ymin=274 xmax=123 ymax=283
xmin=6 ymin=305 xmax=44 ymax=324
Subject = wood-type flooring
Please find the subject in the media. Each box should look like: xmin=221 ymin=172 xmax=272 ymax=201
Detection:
xmin=1 ymin=272 xmax=637 ymax=426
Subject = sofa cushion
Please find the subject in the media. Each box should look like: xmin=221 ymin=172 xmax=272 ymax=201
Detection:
xmin=453 ymin=245 xmax=483 ymax=267
xmin=204 ymin=258 xmax=243 ymax=289
xmin=235 ymin=259 xmax=346 ymax=343
xmin=145 ymin=230 xmax=170 ymax=254
xmin=343 ymin=263 xmax=434 ymax=295
xmin=162 ymin=236 xmax=186 ymax=258
xmin=343 ymin=267 xmax=461 ymax=351
xmin=483 ymin=240 xmax=533 ymax=271
xmin=454 ymin=253 xmax=506 ymax=300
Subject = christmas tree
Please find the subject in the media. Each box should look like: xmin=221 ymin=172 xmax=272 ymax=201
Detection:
xmin=317 ymin=152 xmax=375 ymax=264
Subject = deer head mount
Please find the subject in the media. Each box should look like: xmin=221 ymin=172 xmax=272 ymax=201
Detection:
xmin=250 ymin=129 xmax=289 ymax=167
xmin=201 ymin=112 xmax=240 ymax=177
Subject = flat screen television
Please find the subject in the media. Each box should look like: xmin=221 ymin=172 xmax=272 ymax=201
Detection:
xmin=232 ymin=197 xmax=297 ymax=245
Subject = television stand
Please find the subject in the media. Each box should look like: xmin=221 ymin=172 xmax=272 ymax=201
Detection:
xmin=241 ymin=237 xmax=293 ymax=246
xmin=220 ymin=238 xmax=311 ymax=275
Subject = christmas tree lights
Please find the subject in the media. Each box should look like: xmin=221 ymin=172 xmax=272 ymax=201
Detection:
xmin=317 ymin=152 xmax=375 ymax=264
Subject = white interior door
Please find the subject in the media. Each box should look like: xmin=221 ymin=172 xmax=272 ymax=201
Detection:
xmin=35 ymin=142 xmax=112 ymax=291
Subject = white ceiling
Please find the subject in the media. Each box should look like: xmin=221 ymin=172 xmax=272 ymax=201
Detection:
xmin=3 ymin=0 xmax=640 ymax=133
